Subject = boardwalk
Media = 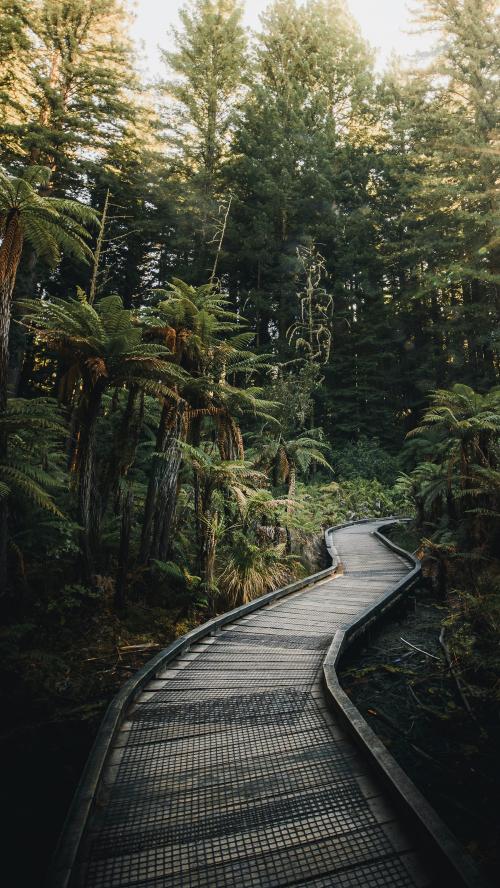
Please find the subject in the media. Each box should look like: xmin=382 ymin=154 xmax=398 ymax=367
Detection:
xmin=69 ymin=521 xmax=432 ymax=888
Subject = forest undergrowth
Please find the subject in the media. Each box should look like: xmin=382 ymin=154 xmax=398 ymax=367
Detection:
xmin=341 ymin=564 xmax=500 ymax=882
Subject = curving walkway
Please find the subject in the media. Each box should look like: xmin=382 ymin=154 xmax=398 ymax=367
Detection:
xmin=66 ymin=521 xmax=433 ymax=888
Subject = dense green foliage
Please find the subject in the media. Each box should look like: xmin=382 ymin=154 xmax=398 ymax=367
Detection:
xmin=0 ymin=0 xmax=497 ymax=606
xmin=0 ymin=6 xmax=498 ymax=877
xmin=397 ymin=384 xmax=500 ymax=713
xmin=0 ymin=0 xmax=498 ymax=659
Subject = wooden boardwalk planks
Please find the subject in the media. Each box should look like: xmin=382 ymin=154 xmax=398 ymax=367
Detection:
xmin=73 ymin=521 xmax=432 ymax=888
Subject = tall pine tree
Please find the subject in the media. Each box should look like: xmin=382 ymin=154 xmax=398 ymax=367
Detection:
xmin=160 ymin=0 xmax=247 ymax=282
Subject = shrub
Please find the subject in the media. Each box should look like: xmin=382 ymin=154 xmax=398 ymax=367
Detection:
xmin=331 ymin=436 xmax=400 ymax=485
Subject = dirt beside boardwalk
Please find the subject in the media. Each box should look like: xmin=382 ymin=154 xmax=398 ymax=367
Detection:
xmin=339 ymin=581 xmax=499 ymax=883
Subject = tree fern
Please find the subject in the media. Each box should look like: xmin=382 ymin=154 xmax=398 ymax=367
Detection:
xmin=0 ymin=399 xmax=66 ymax=519
xmin=20 ymin=292 xmax=188 ymax=580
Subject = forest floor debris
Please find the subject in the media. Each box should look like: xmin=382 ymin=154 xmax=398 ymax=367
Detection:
xmin=339 ymin=583 xmax=500 ymax=881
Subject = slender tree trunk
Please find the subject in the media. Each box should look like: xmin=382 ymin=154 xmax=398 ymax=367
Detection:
xmin=203 ymin=523 xmax=217 ymax=609
xmin=193 ymin=468 xmax=203 ymax=556
xmin=10 ymin=247 xmax=38 ymax=396
xmin=89 ymin=189 xmax=110 ymax=306
xmin=210 ymin=195 xmax=232 ymax=284
xmin=285 ymin=465 xmax=297 ymax=555
xmin=430 ymin=290 xmax=444 ymax=387
xmin=141 ymin=401 xmax=183 ymax=565
xmin=101 ymin=387 xmax=142 ymax=516
xmin=287 ymin=465 xmax=296 ymax=509
xmin=0 ymin=214 xmax=23 ymax=412
xmin=0 ymin=214 xmax=23 ymax=592
xmin=141 ymin=401 xmax=170 ymax=563
xmin=122 ymin=237 xmax=145 ymax=310
xmin=446 ymin=491 xmax=457 ymax=523
xmin=115 ymin=486 xmax=133 ymax=609
xmin=0 ymin=279 xmax=12 ymax=418
xmin=152 ymin=416 xmax=183 ymax=562
xmin=75 ymin=381 xmax=106 ymax=584
xmin=199 ymin=495 xmax=217 ymax=613
xmin=16 ymin=334 xmax=36 ymax=397
xmin=0 ymin=298 xmax=8 ymax=585
xmin=189 ymin=415 xmax=204 ymax=556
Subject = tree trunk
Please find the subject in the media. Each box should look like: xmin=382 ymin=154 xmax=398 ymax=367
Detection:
xmin=0 ymin=278 xmax=12 ymax=414
xmin=0 ymin=214 xmax=23 ymax=412
xmin=287 ymin=465 xmax=296 ymax=510
xmin=75 ymin=381 xmax=106 ymax=584
xmin=189 ymin=414 xmax=204 ymax=557
xmin=115 ymin=486 xmax=134 ymax=609
xmin=284 ymin=465 xmax=297 ymax=555
xmin=16 ymin=333 xmax=36 ymax=397
xmin=141 ymin=401 xmax=183 ymax=565
xmin=0 ymin=214 xmax=23 ymax=592
xmin=151 ymin=421 xmax=183 ymax=562
xmin=101 ymin=387 xmax=142 ymax=516
xmin=200 ymin=503 xmax=217 ymax=613
xmin=10 ymin=245 xmax=39 ymax=396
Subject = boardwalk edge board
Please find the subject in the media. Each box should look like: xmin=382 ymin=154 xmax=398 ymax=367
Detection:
xmin=48 ymin=517 xmax=487 ymax=888
xmin=323 ymin=521 xmax=489 ymax=888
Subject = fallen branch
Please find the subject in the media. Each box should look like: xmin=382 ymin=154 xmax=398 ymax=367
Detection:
xmin=439 ymin=627 xmax=478 ymax=724
xmin=366 ymin=706 xmax=441 ymax=765
xmin=399 ymin=636 xmax=440 ymax=660
xmin=408 ymin=683 xmax=444 ymax=719
xmin=118 ymin=643 xmax=160 ymax=653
